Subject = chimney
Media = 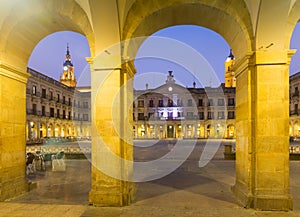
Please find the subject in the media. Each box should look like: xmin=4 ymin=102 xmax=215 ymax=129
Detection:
xmin=146 ymin=83 xmax=149 ymax=90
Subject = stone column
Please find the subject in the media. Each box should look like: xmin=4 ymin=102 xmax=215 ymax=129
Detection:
xmin=88 ymin=57 xmax=135 ymax=206
xmin=46 ymin=122 xmax=49 ymax=137
xmin=232 ymin=50 xmax=295 ymax=210
xmin=27 ymin=121 xmax=31 ymax=139
xmin=37 ymin=121 xmax=40 ymax=139
xmin=0 ymin=63 xmax=30 ymax=201
xmin=164 ymin=124 xmax=167 ymax=138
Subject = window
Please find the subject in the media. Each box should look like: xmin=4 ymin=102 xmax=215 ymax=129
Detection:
xmin=83 ymin=101 xmax=89 ymax=108
xmin=187 ymin=99 xmax=193 ymax=107
xmin=73 ymin=112 xmax=76 ymax=120
xmin=198 ymin=99 xmax=203 ymax=107
xmin=293 ymin=87 xmax=299 ymax=97
xmin=57 ymin=94 xmax=60 ymax=103
xmin=218 ymin=99 xmax=224 ymax=106
xmin=68 ymin=98 xmax=71 ymax=106
xmin=149 ymin=99 xmax=154 ymax=107
xmin=68 ymin=111 xmax=71 ymax=120
xmin=50 ymin=91 xmax=53 ymax=100
xmin=218 ymin=111 xmax=225 ymax=119
xmin=177 ymin=99 xmax=182 ymax=106
xmin=208 ymin=99 xmax=214 ymax=106
xmin=228 ymin=98 xmax=235 ymax=106
xmin=187 ymin=112 xmax=193 ymax=117
xmin=63 ymin=96 xmax=66 ymax=104
xmin=228 ymin=111 xmax=235 ymax=119
xmin=50 ymin=108 xmax=54 ymax=117
xmin=32 ymin=85 xmax=36 ymax=95
xmin=168 ymin=99 xmax=173 ymax=107
xmin=198 ymin=112 xmax=204 ymax=120
xmin=32 ymin=104 xmax=37 ymax=115
xmin=63 ymin=110 xmax=66 ymax=119
xmin=295 ymin=104 xmax=298 ymax=115
xmin=168 ymin=112 xmax=173 ymax=119
xmin=138 ymin=113 xmax=144 ymax=120
xmin=78 ymin=114 xmax=81 ymax=120
xmin=148 ymin=113 xmax=154 ymax=120
xmin=158 ymin=100 xmax=163 ymax=107
xmin=42 ymin=106 xmax=45 ymax=116
xmin=207 ymin=112 xmax=214 ymax=119
xmin=41 ymin=88 xmax=46 ymax=98
xmin=78 ymin=101 xmax=81 ymax=108
xmin=83 ymin=114 xmax=89 ymax=121
xmin=57 ymin=109 xmax=60 ymax=118
xmin=138 ymin=100 xmax=144 ymax=107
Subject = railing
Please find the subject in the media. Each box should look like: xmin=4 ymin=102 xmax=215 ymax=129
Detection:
xmin=26 ymin=146 xmax=91 ymax=154
xmin=27 ymin=144 xmax=300 ymax=155
xmin=290 ymin=110 xmax=300 ymax=116
xmin=27 ymin=68 xmax=75 ymax=91
xmin=292 ymin=91 xmax=299 ymax=98
xmin=290 ymin=146 xmax=300 ymax=153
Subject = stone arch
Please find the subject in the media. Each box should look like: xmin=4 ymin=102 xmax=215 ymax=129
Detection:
xmin=40 ymin=122 xmax=47 ymax=138
xmin=55 ymin=124 xmax=61 ymax=137
xmin=0 ymin=0 xmax=95 ymax=70
xmin=215 ymin=123 xmax=225 ymax=138
xmin=226 ymin=124 xmax=236 ymax=138
xmin=206 ymin=124 xmax=214 ymax=138
xmin=48 ymin=123 xmax=54 ymax=137
xmin=67 ymin=124 xmax=72 ymax=137
xmin=0 ymin=0 xmax=96 ymax=203
xmin=61 ymin=124 xmax=67 ymax=137
xmin=122 ymin=0 xmax=253 ymax=61
xmin=27 ymin=121 xmax=38 ymax=140
xmin=286 ymin=1 xmax=300 ymax=49
xmin=294 ymin=121 xmax=299 ymax=136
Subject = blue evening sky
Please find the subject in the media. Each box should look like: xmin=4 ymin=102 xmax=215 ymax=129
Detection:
xmin=28 ymin=23 xmax=300 ymax=89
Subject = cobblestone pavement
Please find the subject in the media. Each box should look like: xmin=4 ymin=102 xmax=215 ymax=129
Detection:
xmin=1 ymin=140 xmax=300 ymax=217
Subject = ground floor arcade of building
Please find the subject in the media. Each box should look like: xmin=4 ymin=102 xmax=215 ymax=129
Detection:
xmin=134 ymin=120 xmax=236 ymax=139
xmin=26 ymin=117 xmax=91 ymax=142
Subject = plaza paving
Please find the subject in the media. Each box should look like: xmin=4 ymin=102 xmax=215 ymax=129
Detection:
xmin=1 ymin=140 xmax=300 ymax=216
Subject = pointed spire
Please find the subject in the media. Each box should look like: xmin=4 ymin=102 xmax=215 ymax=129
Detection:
xmin=66 ymin=43 xmax=70 ymax=56
xmin=66 ymin=43 xmax=71 ymax=60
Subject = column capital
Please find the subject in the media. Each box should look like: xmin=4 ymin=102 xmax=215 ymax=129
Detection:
xmin=0 ymin=61 xmax=30 ymax=83
xmin=234 ymin=50 xmax=296 ymax=78
xmin=122 ymin=60 xmax=136 ymax=78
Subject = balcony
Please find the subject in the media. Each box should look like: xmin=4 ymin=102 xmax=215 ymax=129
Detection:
xmin=291 ymin=91 xmax=299 ymax=103
xmin=292 ymin=91 xmax=299 ymax=98
xmin=290 ymin=110 xmax=300 ymax=116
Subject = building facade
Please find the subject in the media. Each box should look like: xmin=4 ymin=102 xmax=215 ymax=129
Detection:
xmin=290 ymin=72 xmax=300 ymax=137
xmin=26 ymin=47 xmax=91 ymax=143
xmin=133 ymin=71 xmax=236 ymax=139
xmin=26 ymin=47 xmax=300 ymax=141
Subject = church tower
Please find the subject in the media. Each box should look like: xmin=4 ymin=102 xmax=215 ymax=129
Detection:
xmin=60 ymin=44 xmax=77 ymax=87
xmin=224 ymin=49 xmax=236 ymax=88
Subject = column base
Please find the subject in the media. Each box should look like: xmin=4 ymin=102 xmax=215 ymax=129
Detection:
xmin=232 ymin=183 xmax=293 ymax=211
xmin=0 ymin=178 xmax=33 ymax=201
xmin=89 ymin=184 xmax=136 ymax=207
